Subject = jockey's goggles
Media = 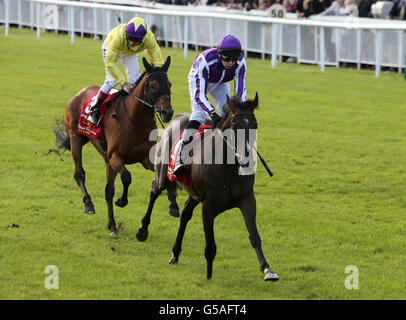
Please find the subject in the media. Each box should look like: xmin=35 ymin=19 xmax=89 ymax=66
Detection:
xmin=219 ymin=54 xmax=239 ymax=62
xmin=127 ymin=36 xmax=143 ymax=45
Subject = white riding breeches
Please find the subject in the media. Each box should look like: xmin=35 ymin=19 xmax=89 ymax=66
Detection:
xmin=100 ymin=39 xmax=141 ymax=94
xmin=188 ymin=79 xmax=230 ymax=124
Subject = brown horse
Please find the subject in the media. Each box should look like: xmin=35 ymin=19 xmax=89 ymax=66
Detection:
xmin=136 ymin=94 xmax=279 ymax=281
xmin=55 ymin=56 xmax=179 ymax=235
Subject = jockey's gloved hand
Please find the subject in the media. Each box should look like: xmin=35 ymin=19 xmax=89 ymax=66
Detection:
xmin=122 ymin=82 xmax=135 ymax=94
xmin=210 ymin=111 xmax=222 ymax=128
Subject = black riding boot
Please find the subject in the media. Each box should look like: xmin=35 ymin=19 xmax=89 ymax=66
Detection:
xmin=172 ymin=140 xmax=191 ymax=176
xmin=172 ymin=120 xmax=201 ymax=176
xmin=88 ymin=101 xmax=102 ymax=125
xmin=88 ymin=91 xmax=107 ymax=125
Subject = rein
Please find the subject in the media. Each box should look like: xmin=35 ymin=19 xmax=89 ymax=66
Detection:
xmin=216 ymin=112 xmax=274 ymax=178
xmin=121 ymin=70 xmax=169 ymax=129
xmin=126 ymin=91 xmax=166 ymax=129
xmin=212 ymin=128 xmax=245 ymax=167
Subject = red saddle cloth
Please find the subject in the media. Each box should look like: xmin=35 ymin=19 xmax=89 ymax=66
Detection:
xmin=77 ymin=90 xmax=119 ymax=139
xmin=167 ymin=125 xmax=212 ymax=186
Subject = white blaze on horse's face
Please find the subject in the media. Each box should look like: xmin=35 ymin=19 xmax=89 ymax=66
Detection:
xmin=245 ymin=139 xmax=251 ymax=155
xmin=235 ymin=128 xmax=254 ymax=165
xmin=237 ymin=128 xmax=257 ymax=175
xmin=230 ymin=111 xmax=257 ymax=173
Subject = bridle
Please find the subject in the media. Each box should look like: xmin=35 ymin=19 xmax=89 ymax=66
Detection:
xmin=219 ymin=110 xmax=273 ymax=177
xmin=126 ymin=71 xmax=170 ymax=128
xmin=145 ymin=71 xmax=171 ymax=105
xmin=230 ymin=111 xmax=258 ymax=128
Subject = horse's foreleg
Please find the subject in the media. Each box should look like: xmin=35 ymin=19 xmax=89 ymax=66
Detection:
xmin=136 ymin=179 xmax=162 ymax=242
xmin=202 ymin=203 xmax=216 ymax=280
xmin=167 ymin=181 xmax=179 ymax=218
xmin=240 ymin=195 xmax=279 ymax=282
xmin=105 ymin=165 xmax=118 ymax=235
xmin=168 ymin=196 xmax=199 ymax=265
xmin=71 ymin=136 xmax=95 ymax=214
xmin=115 ymin=164 xmax=131 ymax=208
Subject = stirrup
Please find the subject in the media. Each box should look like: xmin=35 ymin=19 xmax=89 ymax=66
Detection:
xmin=172 ymin=135 xmax=194 ymax=176
xmin=87 ymin=110 xmax=100 ymax=126
xmin=172 ymin=160 xmax=185 ymax=176
xmin=172 ymin=159 xmax=190 ymax=176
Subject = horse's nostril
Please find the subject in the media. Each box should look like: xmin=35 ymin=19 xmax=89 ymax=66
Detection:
xmin=162 ymin=109 xmax=174 ymax=123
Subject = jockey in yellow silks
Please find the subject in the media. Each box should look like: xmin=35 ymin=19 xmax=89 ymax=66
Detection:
xmin=88 ymin=17 xmax=164 ymax=125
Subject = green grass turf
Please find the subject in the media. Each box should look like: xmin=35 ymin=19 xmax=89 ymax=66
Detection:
xmin=0 ymin=27 xmax=405 ymax=299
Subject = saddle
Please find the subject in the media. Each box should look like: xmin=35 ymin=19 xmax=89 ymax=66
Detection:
xmin=167 ymin=125 xmax=212 ymax=186
xmin=77 ymin=89 xmax=119 ymax=140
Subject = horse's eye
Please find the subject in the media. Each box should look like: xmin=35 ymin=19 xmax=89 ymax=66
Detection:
xmin=243 ymin=119 xmax=249 ymax=126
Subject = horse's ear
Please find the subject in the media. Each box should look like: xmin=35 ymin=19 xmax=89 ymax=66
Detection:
xmin=250 ymin=92 xmax=259 ymax=112
xmin=143 ymin=57 xmax=152 ymax=73
xmin=162 ymin=56 xmax=171 ymax=72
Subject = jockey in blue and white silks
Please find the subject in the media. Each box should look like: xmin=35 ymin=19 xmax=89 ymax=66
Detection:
xmin=173 ymin=35 xmax=247 ymax=176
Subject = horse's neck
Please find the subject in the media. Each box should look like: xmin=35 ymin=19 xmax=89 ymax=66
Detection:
xmin=126 ymin=75 xmax=154 ymax=123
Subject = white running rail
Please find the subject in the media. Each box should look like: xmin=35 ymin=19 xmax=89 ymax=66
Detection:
xmin=2 ymin=0 xmax=406 ymax=77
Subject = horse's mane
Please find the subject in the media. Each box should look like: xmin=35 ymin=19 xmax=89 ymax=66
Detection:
xmin=147 ymin=63 xmax=167 ymax=74
xmin=123 ymin=63 xmax=166 ymax=90
xmin=134 ymin=71 xmax=147 ymax=87
xmin=109 ymin=65 xmax=166 ymax=107
xmin=228 ymin=95 xmax=253 ymax=112
xmin=219 ymin=95 xmax=257 ymax=130
xmin=221 ymin=95 xmax=253 ymax=119
xmin=109 ymin=70 xmax=147 ymax=106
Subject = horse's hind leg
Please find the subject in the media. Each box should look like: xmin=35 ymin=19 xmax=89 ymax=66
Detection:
xmin=168 ymin=196 xmax=199 ymax=265
xmin=240 ymin=195 xmax=279 ymax=282
xmin=115 ymin=164 xmax=131 ymax=208
xmin=167 ymin=181 xmax=179 ymax=218
xmin=136 ymin=178 xmax=162 ymax=242
xmin=71 ymin=136 xmax=95 ymax=214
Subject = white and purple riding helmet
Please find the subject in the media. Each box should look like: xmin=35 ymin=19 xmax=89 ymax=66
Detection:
xmin=217 ymin=35 xmax=242 ymax=60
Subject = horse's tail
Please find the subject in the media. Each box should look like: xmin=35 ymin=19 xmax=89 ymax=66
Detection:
xmin=53 ymin=120 xmax=70 ymax=151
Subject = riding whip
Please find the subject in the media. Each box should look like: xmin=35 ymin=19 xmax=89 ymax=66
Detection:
xmin=252 ymin=145 xmax=273 ymax=178
xmin=215 ymin=129 xmax=273 ymax=178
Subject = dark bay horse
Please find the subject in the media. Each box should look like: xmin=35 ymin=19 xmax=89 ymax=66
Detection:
xmin=55 ymin=56 xmax=179 ymax=235
xmin=136 ymin=94 xmax=279 ymax=281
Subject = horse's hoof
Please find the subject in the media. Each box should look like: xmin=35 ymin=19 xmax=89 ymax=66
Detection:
xmin=115 ymin=198 xmax=128 ymax=208
xmin=84 ymin=203 xmax=95 ymax=214
xmin=264 ymin=268 xmax=279 ymax=282
xmin=110 ymin=230 xmax=119 ymax=237
xmin=168 ymin=255 xmax=178 ymax=265
xmin=108 ymin=225 xmax=119 ymax=236
xmin=168 ymin=207 xmax=180 ymax=218
xmin=136 ymin=227 xmax=148 ymax=242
